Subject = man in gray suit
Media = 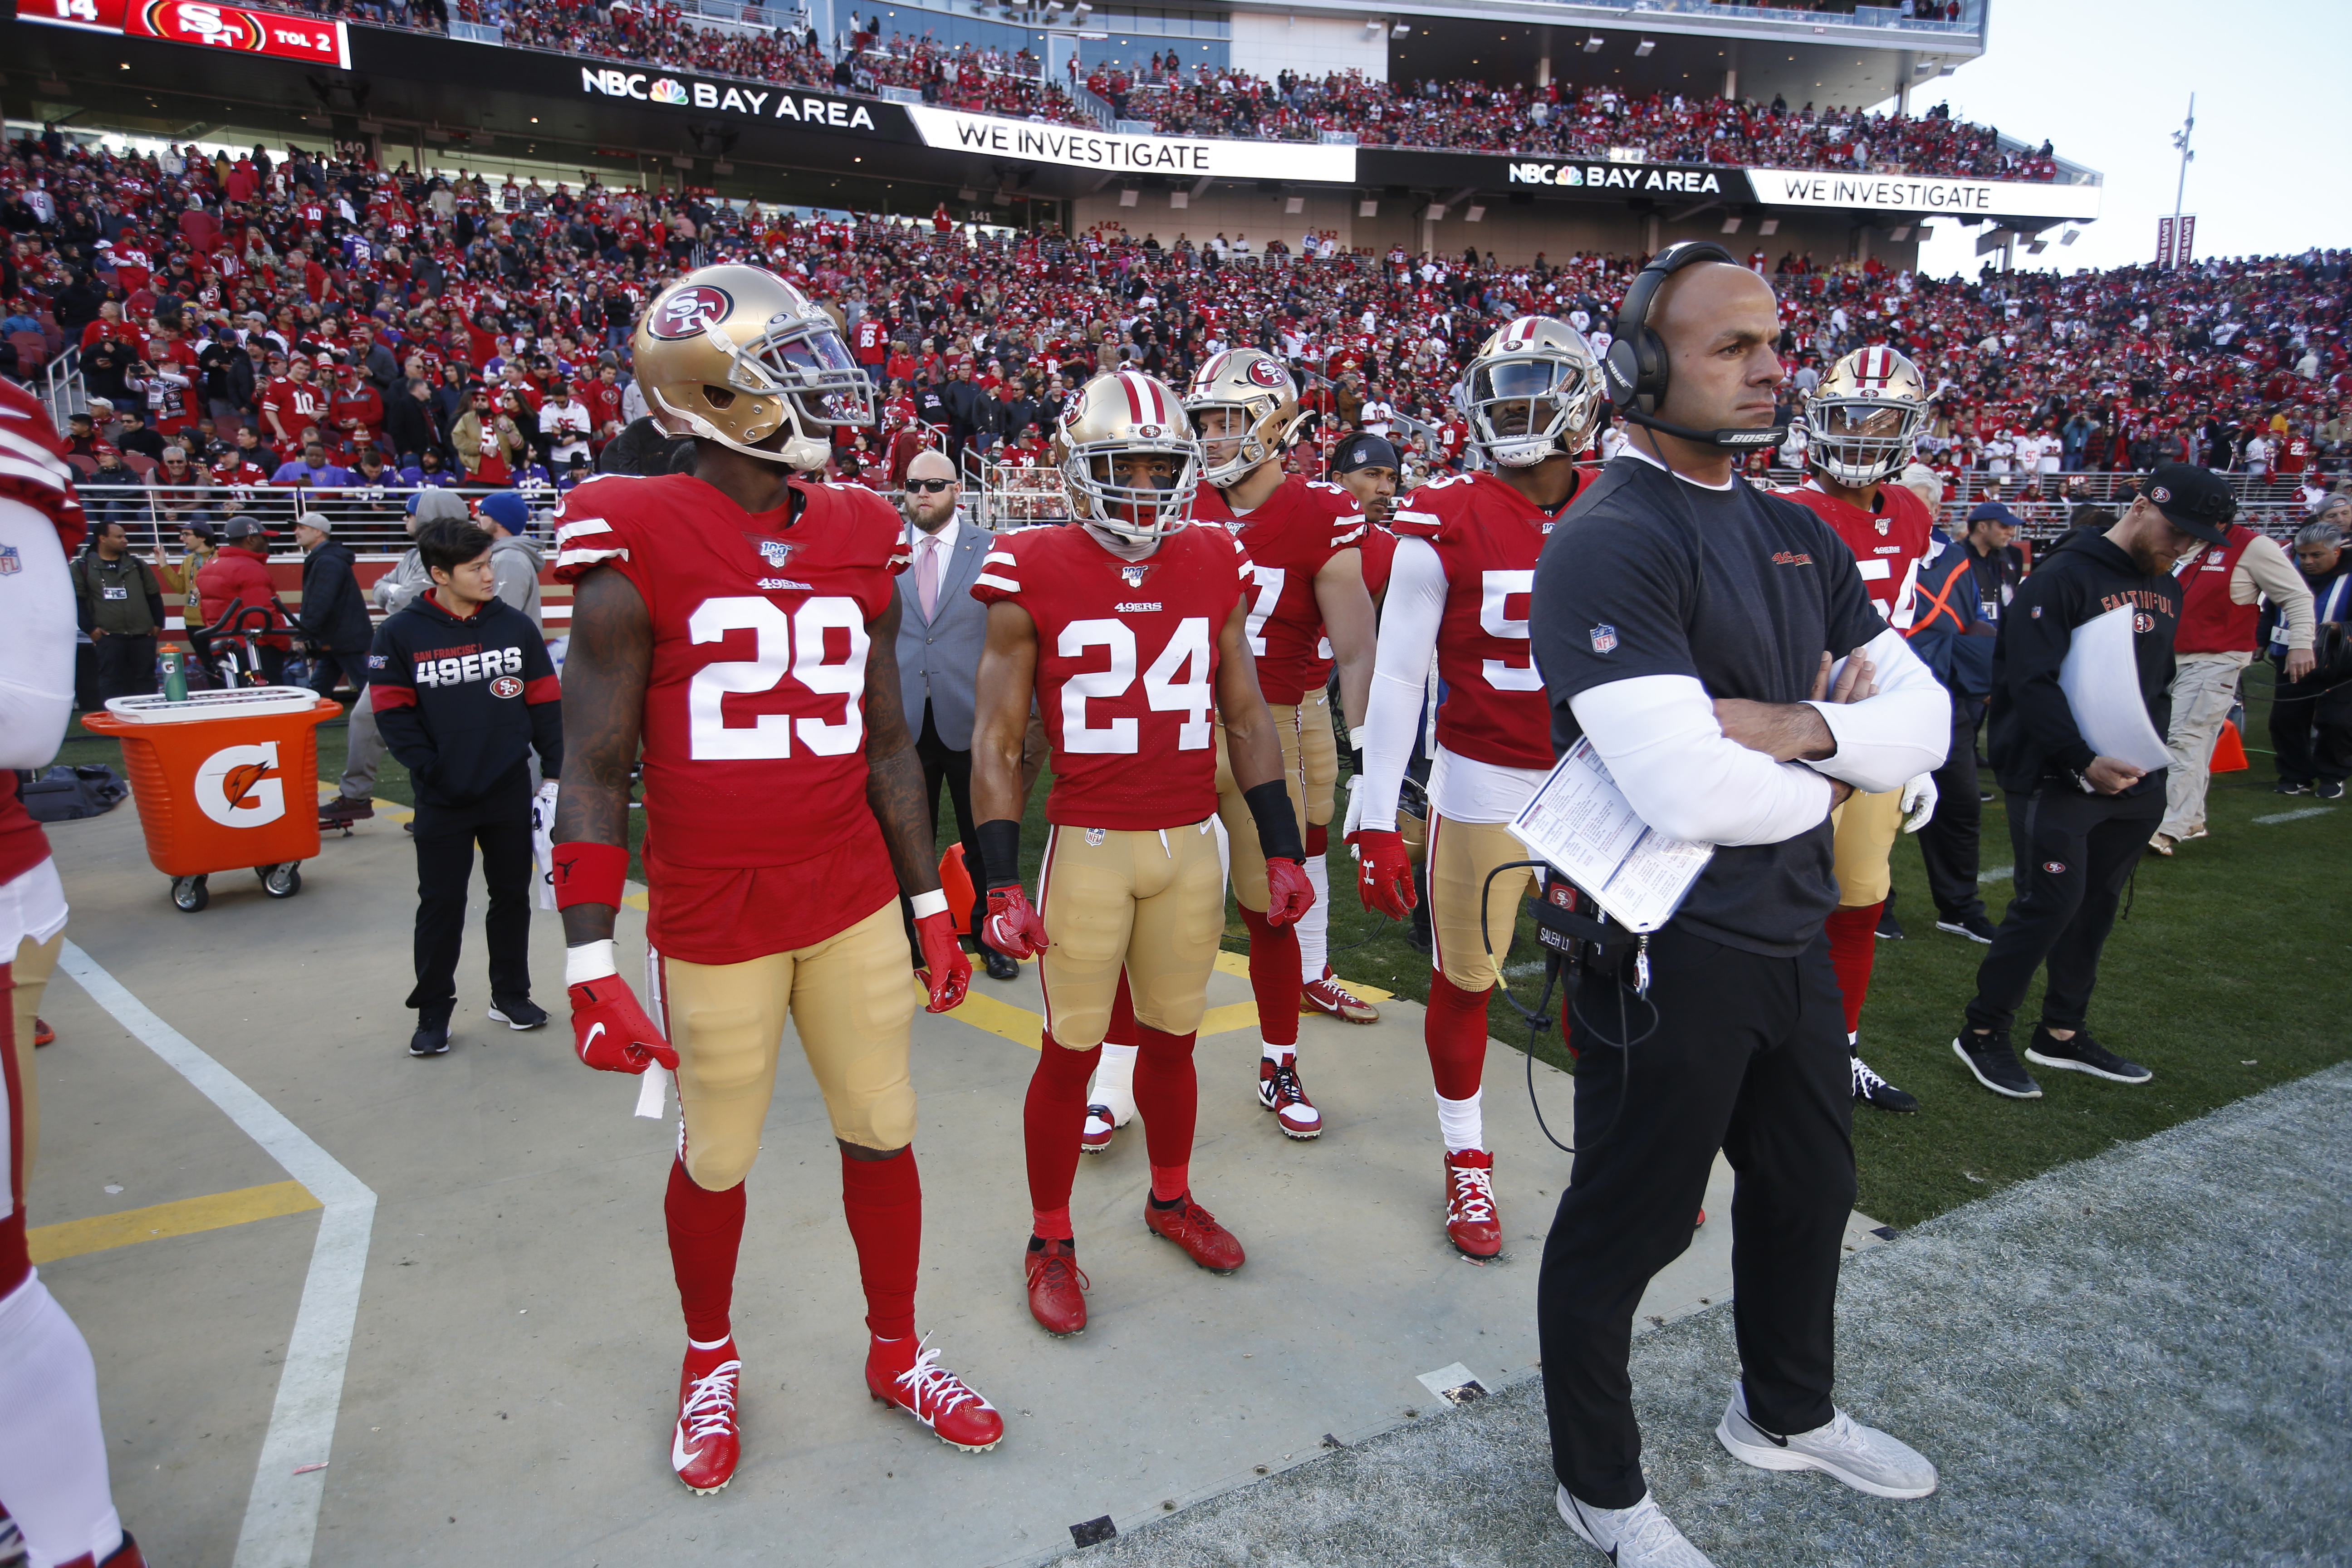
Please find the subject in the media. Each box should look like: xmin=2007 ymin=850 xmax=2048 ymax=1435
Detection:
xmin=897 ymin=447 xmax=1020 ymax=981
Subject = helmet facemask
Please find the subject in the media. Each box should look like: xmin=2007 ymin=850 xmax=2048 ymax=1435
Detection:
xmin=1805 ymin=397 xmax=1925 ymax=488
xmin=654 ymin=305 xmax=875 ymax=471
xmin=1063 ymin=437 xmax=1201 ymax=545
xmin=1187 ymin=395 xmax=1307 ymax=487
xmin=1463 ymin=355 xmax=1602 ymax=469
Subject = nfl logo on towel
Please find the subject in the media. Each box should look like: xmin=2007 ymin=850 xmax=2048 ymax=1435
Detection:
xmin=1589 ymin=623 xmax=1617 ymax=654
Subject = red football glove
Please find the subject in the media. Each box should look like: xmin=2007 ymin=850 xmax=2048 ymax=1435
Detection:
xmin=914 ymin=909 xmax=971 ymax=1013
xmin=982 ymin=886 xmax=1049 ymax=959
xmin=1352 ymin=828 xmax=1418 ymax=920
xmin=1263 ymin=856 xmax=1314 ymax=928
xmin=568 ymin=975 xmax=680 ymax=1075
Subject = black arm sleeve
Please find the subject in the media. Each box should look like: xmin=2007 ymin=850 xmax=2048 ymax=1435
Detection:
xmin=1242 ymin=779 xmax=1305 ymax=863
xmin=977 ymin=818 xmax=1022 ymax=890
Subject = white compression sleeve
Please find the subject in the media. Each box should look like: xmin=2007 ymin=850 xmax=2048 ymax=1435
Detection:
xmin=1298 ymin=851 xmax=1329 ymax=979
xmin=1360 ymin=535 xmax=1446 ymax=832
xmin=1571 ymin=674 xmax=1836 ymax=847
xmin=0 ymin=1275 xmax=126 ymax=1568
xmin=0 ymin=498 xmax=77 ymax=771
xmin=1804 ymin=626 xmax=1953 ymax=794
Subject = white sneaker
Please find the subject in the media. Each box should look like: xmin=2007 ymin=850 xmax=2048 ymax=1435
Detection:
xmin=1715 ymin=1384 xmax=1937 ymax=1499
xmin=1556 ymin=1486 xmax=1716 ymax=1566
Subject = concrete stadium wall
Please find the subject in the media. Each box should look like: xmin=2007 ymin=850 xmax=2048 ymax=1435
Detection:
xmin=1230 ymin=11 xmax=1391 ymax=83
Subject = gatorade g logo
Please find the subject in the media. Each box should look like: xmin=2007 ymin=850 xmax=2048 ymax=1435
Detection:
xmin=194 ymin=740 xmax=286 ymax=828
xmin=649 ymin=284 xmax=732 ymax=340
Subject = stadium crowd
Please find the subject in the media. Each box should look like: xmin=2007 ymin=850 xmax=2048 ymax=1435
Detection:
xmin=0 ymin=127 xmax=2344 ymax=537
xmin=265 ymin=0 xmax=2044 ymax=176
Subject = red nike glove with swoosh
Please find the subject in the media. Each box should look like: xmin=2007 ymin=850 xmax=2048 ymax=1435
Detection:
xmin=568 ymin=974 xmax=680 ymax=1075
xmin=914 ymin=909 xmax=972 ymax=1013
xmin=982 ymin=886 xmax=1049 ymax=959
xmin=1352 ymin=828 xmax=1417 ymax=920
xmin=1263 ymin=856 xmax=1314 ymax=927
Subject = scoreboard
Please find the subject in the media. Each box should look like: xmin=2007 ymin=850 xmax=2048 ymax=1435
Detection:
xmin=17 ymin=0 xmax=351 ymax=69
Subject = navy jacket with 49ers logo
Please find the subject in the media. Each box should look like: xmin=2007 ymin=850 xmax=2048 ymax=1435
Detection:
xmin=368 ymin=589 xmax=563 ymax=811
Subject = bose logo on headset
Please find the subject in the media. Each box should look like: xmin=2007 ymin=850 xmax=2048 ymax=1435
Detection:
xmin=1606 ymin=240 xmax=1789 ymax=451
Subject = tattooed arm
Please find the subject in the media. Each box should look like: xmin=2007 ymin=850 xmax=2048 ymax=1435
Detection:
xmin=863 ymin=594 xmax=944 ymax=898
xmin=554 ymin=564 xmax=649 ymax=948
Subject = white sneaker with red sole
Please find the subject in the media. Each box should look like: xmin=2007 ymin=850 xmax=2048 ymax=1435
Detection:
xmin=1300 ymin=968 xmax=1379 ymax=1024
xmin=1443 ymin=1148 xmax=1502 ymax=1257
xmin=671 ymin=1341 xmax=742 ymax=1494
xmin=867 ymin=1332 xmax=1005 ymax=1451
xmin=1257 ymin=1055 xmax=1323 ymax=1139
xmin=1080 ymin=1103 xmax=1117 ymax=1154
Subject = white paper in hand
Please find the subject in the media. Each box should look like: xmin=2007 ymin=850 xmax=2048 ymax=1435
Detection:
xmin=1507 ymin=739 xmax=1713 ymax=933
xmin=2058 ymin=604 xmax=2171 ymax=774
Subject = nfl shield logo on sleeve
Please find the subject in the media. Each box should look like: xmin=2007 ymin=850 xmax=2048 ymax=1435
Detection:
xmin=0 ymin=544 xmax=20 ymax=575
xmin=1590 ymin=623 xmax=1617 ymax=654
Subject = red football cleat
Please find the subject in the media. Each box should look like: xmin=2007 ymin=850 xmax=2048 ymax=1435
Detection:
xmin=1024 ymin=1238 xmax=1089 ymax=1336
xmin=1079 ymin=1103 xmax=1117 ymax=1155
xmin=671 ymin=1340 xmax=742 ymax=1494
xmin=1300 ymin=970 xmax=1379 ymax=1024
xmin=867 ymin=1332 xmax=1004 ymax=1451
xmin=1443 ymin=1149 xmax=1502 ymax=1258
xmin=1695 ymin=1208 xmax=1706 ymax=1229
xmin=1257 ymin=1056 xmax=1323 ymax=1140
xmin=32 ymin=1017 xmax=54 ymax=1047
xmin=1145 ymin=1195 xmax=1245 ymax=1274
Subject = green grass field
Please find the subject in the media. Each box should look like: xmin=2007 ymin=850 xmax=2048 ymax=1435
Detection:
xmin=55 ymin=663 xmax=2345 ymax=1230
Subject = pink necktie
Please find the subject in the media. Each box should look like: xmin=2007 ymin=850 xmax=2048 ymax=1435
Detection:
xmin=917 ymin=534 xmax=940 ymax=621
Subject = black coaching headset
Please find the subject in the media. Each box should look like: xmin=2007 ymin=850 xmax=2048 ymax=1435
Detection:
xmin=1602 ymin=239 xmax=1789 ymax=451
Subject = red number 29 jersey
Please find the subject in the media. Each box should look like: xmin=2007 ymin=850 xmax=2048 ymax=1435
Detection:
xmin=551 ymin=471 xmax=908 ymax=877
xmin=1390 ymin=467 xmax=1594 ymax=771
xmin=1777 ymin=478 xmax=1939 ymax=631
xmin=973 ymin=522 xmax=1250 ymax=831
xmin=1190 ymin=474 xmax=1366 ymax=703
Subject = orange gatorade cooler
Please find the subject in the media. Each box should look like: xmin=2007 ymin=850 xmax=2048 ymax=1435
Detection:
xmin=81 ymin=688 xmax=343 ymax=912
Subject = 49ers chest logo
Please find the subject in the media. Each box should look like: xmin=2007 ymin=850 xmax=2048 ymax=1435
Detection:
xmin=650 ymin=284 xmax=733 ymax=340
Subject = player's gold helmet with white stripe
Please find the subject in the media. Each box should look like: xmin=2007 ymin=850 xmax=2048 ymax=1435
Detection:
xmin=1806 ymin=346 xmax=1929 ymax=488
xmin=1183 ymin=347 xmax=1308 ymax=487
xmin=1055 ymin=370 xmax=1202 ymax=544
xmin=631 ymin=263 xmax=872 ymax=471
xmin=1459 ymin=315 xmax=1603 ymax=469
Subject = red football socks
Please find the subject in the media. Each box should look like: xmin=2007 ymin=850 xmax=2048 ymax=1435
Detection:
xmin=665 ymin=1156 xmax=747 ymax=1344
xmin=1240 ymin=906 xmax=1301 ymax=1049
xmin=1825 ymin=901 xmax=1882 ymax=1036
xmin=839 ymin=1146 xmax=922 ymax=1342
xmin=1424 ymin=970 xmax=1491 ymax=1100
xmin=1134 ymin=1025 xmax=1199 ymax=1201
xmin=1024 ymin=1031 xmax=1101 ymax=1240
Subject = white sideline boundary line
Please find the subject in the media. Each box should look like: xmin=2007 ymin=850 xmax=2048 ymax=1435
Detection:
xmin=59 ymin=942 xmax=375 ymax=1568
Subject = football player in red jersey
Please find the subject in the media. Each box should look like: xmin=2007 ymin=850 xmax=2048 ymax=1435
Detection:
xmin=1173 ymin=347 xmax=1380 ymax=1145
xmin=1776 ymin=346 xmax=1941 ymax=1115
xmin=549 ymin=265 xmax=1002 ymax=1496
xmin=1352 ymin=316 xmax=1606 ymax=1258
xmin=968 ymin=370 xmax=1313 ymax=1338
xmin=0 ymin=382 xmax=151 ymax=1568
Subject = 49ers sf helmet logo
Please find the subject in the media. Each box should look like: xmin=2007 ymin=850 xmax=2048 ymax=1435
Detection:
xmin=649 ymin=284 xmax=733 ymax=340
xmin=1244 ymin=358 xmax=1284 ymax=388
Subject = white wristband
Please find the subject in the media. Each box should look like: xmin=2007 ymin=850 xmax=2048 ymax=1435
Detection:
xmin=1348 ymin=725 xmax=1368 ymax=751
xmin=565 ymin=939 xmax=619 ymax=986
xmin=910 ymin=888 xmax=949 ymax=920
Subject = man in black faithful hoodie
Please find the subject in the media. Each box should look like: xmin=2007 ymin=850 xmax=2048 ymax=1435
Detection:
xmin=1953 ymin=464 xmax=2238 ymax=1101
xmin=369 ymin=515 xmax=564 ymax=1057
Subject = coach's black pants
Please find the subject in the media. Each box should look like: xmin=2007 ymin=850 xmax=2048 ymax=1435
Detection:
xmin=1538 ymin=924 xmax=1854 ymax=1509
xmin=911 ymin=703 xmax=1000 ymax=956
xmin=1917 ymin=696 xmax=1986 ymax=923
xmin=407 ymin=796 xmax=534 ymax=1028
xmin=2268 ymin=658 xmax=2352 ymax=787
xmin=1964 ymin=784 xmax=2162 ymax=1038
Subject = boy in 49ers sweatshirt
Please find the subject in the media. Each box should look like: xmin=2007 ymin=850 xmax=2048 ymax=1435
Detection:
xmin=368 ymin=516 xmax=564 ymax=1057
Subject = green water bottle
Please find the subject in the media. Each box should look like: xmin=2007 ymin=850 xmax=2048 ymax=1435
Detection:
xmin=162 ymin=645 xmax=188 ymax=703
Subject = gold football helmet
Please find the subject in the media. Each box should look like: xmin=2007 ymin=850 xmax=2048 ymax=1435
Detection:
xmin=1182 ymin=347 xmax=1309 ymax=487
xmin=1805 ymin=346 xmax=1929 ymax=488
xmin=1054 ymin=370 xmax=1202 ymax=544
xmin=1458 ymin=316 xmax=1604 ymax=469
xmin=632 ymin=263 xmax=872 ymax=470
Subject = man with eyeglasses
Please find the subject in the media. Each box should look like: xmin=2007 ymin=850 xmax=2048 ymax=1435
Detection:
xmin=894 ymin=449 xmax=1019 ymax=983
xmin=148 ymin=446 xmax=212 ymax=535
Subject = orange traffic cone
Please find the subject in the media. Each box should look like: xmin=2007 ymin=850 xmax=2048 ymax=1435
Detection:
xmin=2210 ymin=720 xmax=2249 ymax=774
xmin=937 ymin=842 xmax=975 ymax=935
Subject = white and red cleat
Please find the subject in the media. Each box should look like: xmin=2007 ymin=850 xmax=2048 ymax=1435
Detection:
xmin=1443 ymin=1149 xmax=1502 ymax=1258
xmin=52 ymin=1532 xmax=148 ymax=1568
xmin=671 ymin=1340 xmax=742 ymax=1494
xmin=1257 ymin=1056 xmax=1323 ymax=1139
xmin=1300 ymin=968 xmax=1379 ymax=1024
xmin=1080 ymin=1102 xmax=1117 ymax=1154
xmin=867 ymin=1332 xmax=1005 ymax=1451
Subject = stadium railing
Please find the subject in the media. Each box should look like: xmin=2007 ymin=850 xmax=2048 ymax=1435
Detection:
xmin=74 ymin=484 xmax=561 ymax=554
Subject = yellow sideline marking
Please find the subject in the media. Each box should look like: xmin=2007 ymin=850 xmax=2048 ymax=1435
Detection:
xmin=954 ymin=990 xmax=1045 ymax=1050
xmin=29 ymin=1181 xmax=320 ymax=1264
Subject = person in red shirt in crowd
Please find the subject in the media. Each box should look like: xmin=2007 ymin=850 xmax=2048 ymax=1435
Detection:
xmin=853 ymin=312 xmax=889 ymax=370
xmin=193 ymin=517 xmax=293 ymax=681
xmin=1775 ymin=348 xmax=1945 ymax=1115
xmin=580 ymin=362 xmax=626 ymax=440
xmin=78 ymin=301 xmax=141 ymax=352
xmin=327 ymin=363 xmax=385 ymax=459
xmin=260 ymin=356 xmax=326 ymax=449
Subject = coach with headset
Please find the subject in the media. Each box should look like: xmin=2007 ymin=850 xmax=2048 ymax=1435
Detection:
xmin=1525 ymin=243 xmax=1950 ymax=1565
